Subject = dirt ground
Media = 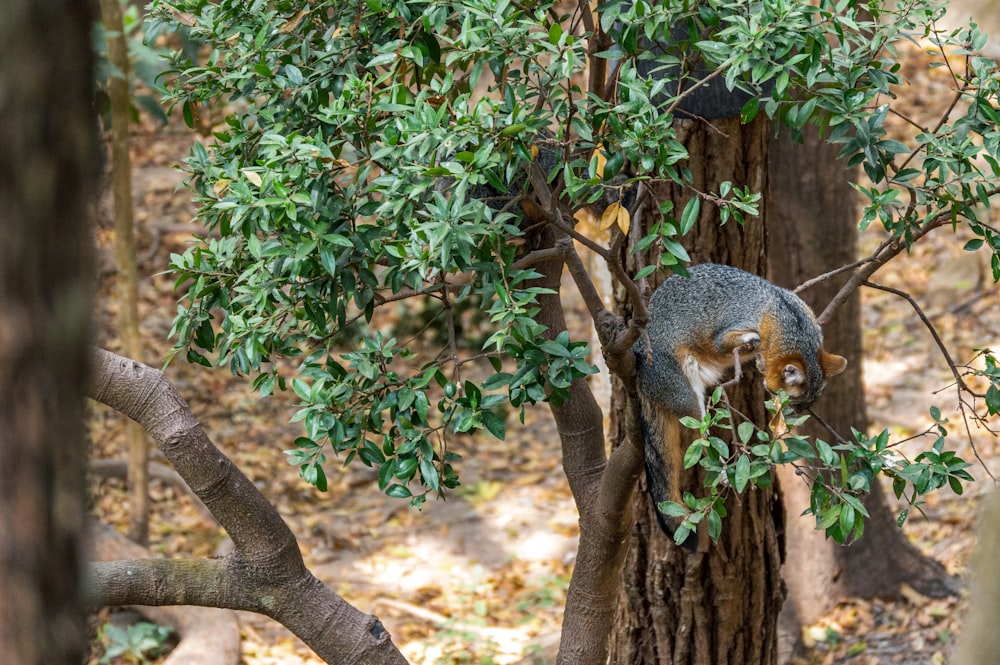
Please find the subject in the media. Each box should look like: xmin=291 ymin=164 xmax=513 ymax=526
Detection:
xmin=87 ymin=43 xmax=1000 ymax=665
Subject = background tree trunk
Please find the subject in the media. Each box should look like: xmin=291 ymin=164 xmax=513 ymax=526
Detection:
xmin=99 ymin=0 xmax=151 ymax=547
xmin=0 ymin=1 xmax=98 ymax=663
xmin=608 ymin=115 xmax=784 ymax=665
xmin=767 ymin=125 xmax=957 ymax=656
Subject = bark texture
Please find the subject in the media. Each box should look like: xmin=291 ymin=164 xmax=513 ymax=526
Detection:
xmin=0 ymin=1 xmax=97 ymax=663
xmin=87 ymin=350 xmax=409 ymax=665
xmin=518 ymin=225 xmax=644 ymax=665
xmin=608 ymin=116 xmax=784 ymax=665
xmin=767 ymin=127 xmax=957 ymax=650
xmin=93 ymin=523 xmax=241 ymax=665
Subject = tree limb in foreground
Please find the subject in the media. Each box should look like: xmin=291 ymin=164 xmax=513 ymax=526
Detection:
xmin=86 ymin=348 xmax=409 ymax=665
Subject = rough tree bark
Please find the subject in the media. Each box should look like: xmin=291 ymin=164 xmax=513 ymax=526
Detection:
xmin=767 ymin=125 xmax=957 ymax=651
xmin=87 ymin=349 xmax=409 ymax=665
xmin=509 ymin=196 xmax=644 ymax=665
xmin=607 ymin=115 xmax=785 ymax=665
xmin=0 ymin=1 xmax=98 ymax=663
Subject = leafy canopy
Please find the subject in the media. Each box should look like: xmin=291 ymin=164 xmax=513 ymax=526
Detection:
xmin=149 ymin=0 xmax=998 ymax=535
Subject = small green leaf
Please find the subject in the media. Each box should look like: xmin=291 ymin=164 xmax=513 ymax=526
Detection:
xmin=658 ymin=501 xmax=688 ymax=518
xmin=737 ymin=421 xmax=755 ymax=444
xmin=548 ymin=22 xmax=562 ymax=44
xmin=734 ymin=455 xmax=750 ymax=493
xmin=182 ymin=100 xmax=195 ymax=128
xmin=481 ymin=410 xmax=506 ymax=440
xmin=386 ymin=483 xmax=413 ymax=498
xmin=679 ymin=197 xmax=701 ymax=235
xmin=707 ymin=506 xmax=722 ymax=541
xmin=683 ymin=440 xmax=705 ymax=469
xmin=816 ymin=504 xmax=841 ymax=530
xmin=500 ymin=123 xmax=526 ymax=137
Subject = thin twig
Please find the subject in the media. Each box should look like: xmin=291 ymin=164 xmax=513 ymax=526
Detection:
xmin=793 ymin=252 xmax=883 ymax=295
xmin=804 ymin=407 xmax=852 ymax=447
xmin=862 ymin=280 xmax=969 ymax=392
xmin=863 ymin=279 xmax=996 ymax=482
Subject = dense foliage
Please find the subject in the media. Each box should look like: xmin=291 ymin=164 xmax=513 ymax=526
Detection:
xmin=150 ymin=0 xmax=999 ymax=541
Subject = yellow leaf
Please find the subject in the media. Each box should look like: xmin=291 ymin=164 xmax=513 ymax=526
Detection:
xmin=616 ymin=204 xmax=631 ymax=235
xmin=279 ymin=9 xmax=310 ymax=33
xmin=213 ymin=178 xmax=231 ymax=196
xmin=768 ymin=396 xmax=787 ymax=436
xmin=598 ymin=201 xmax=631 ymax=234
xmin=592 ymin=143 xmax=607 ymax=178
xmin=599 ymin=201 xmax=622 ymax=230
xmin=164 ymin=3 xmax=197 ymax=27
xmin=243 ymin=170 xmax=263 ymax=187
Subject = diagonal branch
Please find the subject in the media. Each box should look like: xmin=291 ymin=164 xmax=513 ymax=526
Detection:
xmin=86 ymin=348 xmax=409 ymax=665
xmin=816 ymin=186 xmax=1000 ymax=326
xmin=88 ymin=348 xmax=298 ymax=561
xmin=862 ymin=280 xmax=996 ymax=482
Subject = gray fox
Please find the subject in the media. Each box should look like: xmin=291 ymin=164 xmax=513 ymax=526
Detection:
xmin=634 ymin=264 xmax=847 ymax=542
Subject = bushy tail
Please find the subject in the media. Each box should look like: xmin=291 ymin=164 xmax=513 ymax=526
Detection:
xmin=638 ymin=396 xmax=697 ymax=551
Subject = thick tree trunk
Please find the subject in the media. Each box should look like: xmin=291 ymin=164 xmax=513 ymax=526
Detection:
xmin=767 ymin=126 xmax=957 ymax=653
xmin=608 ymin=115 xmax=784 ymax=665
xmin=0 ymin=1 xmax=97 ymax=663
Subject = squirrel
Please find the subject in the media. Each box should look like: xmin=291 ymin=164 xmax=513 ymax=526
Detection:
xmin=633 ymin=263 xmax=847 ymax=544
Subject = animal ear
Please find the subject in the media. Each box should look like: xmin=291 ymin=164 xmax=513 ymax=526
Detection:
xmin=819 ymin=350 xmax=848 ymax=378
xmin=782 ymin=363 xmax=806 ymax=387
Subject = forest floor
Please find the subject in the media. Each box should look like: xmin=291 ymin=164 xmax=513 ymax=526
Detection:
xmin=86 ymin=43 xmax=999 ymax=665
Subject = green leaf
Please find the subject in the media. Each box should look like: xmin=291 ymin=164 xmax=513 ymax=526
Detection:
xmin=420 ymin=456 xmax=439 ymax=492
xmin=386 ymin=483 xmax=413 ymax=498
xmin=679 ymin=197 xmax=701 ymax=235
xmin=658 ymin=501 xmax=688 ymax=518
xmin=679 ymin=416 xmax=702 ymax=430
xmin=785 ymin=437 xmax=815 ymax=459
xmin=481 ymin=410 xmax=506 ymax=440
xmin=707 ymin=506 xmax=722 ymax=542
xmin=548 ymin=22 xmax=562 ymax=45
xmin=737 ymin=421 xmax=755 ymax=444
xmin=816 ymin=504 xmax=841 ymax=530
xmin=734 ymin=455 xmax=750 ymax=493
xmin=673 ymin=523 xmax=693 ymax=547
xmin=683 ymin=440 xmax=705 ymax=469
xmin=985 ymin=384 xmax=1000 ymax=416
xmin=313 ymin=464 xmax=328 ymax=491
xmin=181 ymin=100 xmax=195 ymax=129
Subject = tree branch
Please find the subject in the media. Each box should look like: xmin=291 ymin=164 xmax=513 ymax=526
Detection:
xmin=86 ymin=348 xmax=409 ymax=665
xmin=863 ymin=280 xmax=997 ymax=482
xmin=816 ymin=189 xmax=1000 ymax=326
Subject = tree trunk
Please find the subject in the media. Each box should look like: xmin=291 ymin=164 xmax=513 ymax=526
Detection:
xmin=0 ymin=1 xmax=98 ymax=663
xmin=767 ymin=126 xmax=957 ymax=654
xmin=608 ymin=115 xmax=784 ymax=665
xmin=99 ymin=0 xmax=151 ymax=547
